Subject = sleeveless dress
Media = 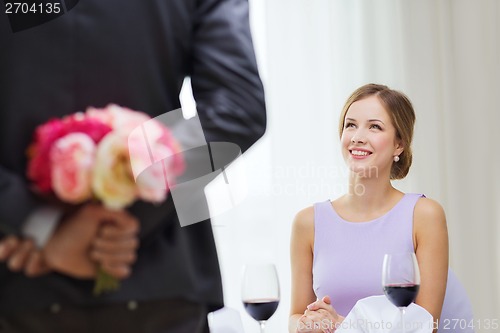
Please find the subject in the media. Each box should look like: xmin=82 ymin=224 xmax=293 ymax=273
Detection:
xmin=312 ymin=193 xmax=474 ymax=332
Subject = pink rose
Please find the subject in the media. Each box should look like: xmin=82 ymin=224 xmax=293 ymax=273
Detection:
xmin=128 ymin=118 xmax=185 ymax=203
xmin=63 ymin=113 xmax=113 ymax=142
xmin=129 ymin=135 xmax=170 ymax=203
xmin=157 ymin=127 xmax=185 ymax=177
xmin=51 ymin=133 xmax=96 ymax=203
xmin=27 ymin=118 xmax=67 ymax=192
xmin=27 ymin=114 xmax=111 ymax=193
xmin=86 ymin=104 xmax=151 ymax=135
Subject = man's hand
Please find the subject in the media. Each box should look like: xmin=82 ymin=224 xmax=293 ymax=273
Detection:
xmin=43 ymin=203 xmax=140 ymax=279
xmin=0 ymin=204 xmax=140 ymax=280
xmin=0 ymin=235 xmax=50 ymax=277
xmin=90 ymin=210 xmax=139 ymax=279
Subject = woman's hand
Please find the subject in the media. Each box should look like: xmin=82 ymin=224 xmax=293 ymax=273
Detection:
xmin=297 ymin=296 xmax=344 ymax=333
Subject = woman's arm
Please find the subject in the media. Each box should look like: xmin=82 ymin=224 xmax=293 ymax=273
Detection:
xmin=413 ymin=197 xmax=449 ymax=331
xmin=289 ymin=207 xmax=317 ymax=332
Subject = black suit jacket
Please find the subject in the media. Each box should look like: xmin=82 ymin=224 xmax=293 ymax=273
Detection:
xmin=0 ymin=0 xmax=266 ymax=313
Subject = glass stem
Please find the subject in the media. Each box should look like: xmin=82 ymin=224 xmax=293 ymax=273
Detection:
xmin=259 ymin=321 xmax=266 ymax=333
xmin=399 ymin=307 xmax=406 ymax=333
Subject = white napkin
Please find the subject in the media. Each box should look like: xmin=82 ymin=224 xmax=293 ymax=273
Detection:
xmin=336 ymin=296 xmax=433 ymax=333
xmin=208 ymin=307 xmax=245 ymax=333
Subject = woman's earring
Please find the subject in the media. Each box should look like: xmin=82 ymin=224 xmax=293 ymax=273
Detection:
xmin=393 ymin=155 xmax=400 ymax=162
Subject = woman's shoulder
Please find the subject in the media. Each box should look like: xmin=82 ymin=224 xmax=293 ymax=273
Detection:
xmin=413 ymin=196 xmax=447 ymax=230
xmin=292 ymin=197 xmax=337 ymax=227
xmin=290 ymin=206 xmax=315 ymax=249
xmin=412 ymin=196 xmax=449 ymax=260
xmin=414 ymin=196 xmax=446 ymax=220
xmin=292 ymin=205 xmax=315 ymax=231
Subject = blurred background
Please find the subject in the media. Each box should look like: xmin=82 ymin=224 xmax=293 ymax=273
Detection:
xmin=182 ymin=0 xmax=499 ymax=331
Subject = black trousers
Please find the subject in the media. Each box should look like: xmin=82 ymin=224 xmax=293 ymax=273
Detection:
xmin=0 ymin=299 xmax=209 ymax=333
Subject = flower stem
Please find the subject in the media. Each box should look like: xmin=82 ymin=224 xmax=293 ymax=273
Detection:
xmin=93 ymin=267 xmax=120 ymax=296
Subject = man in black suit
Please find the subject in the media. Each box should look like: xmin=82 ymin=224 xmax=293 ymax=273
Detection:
xmin=0 ymin=0 xmax=266 ymax=331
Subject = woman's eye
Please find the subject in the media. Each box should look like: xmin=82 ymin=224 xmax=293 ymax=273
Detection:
xmin=345 ymin=122 xmax=355 ymax=128
xmin=370 ymin=124 xmax=382 ymax=130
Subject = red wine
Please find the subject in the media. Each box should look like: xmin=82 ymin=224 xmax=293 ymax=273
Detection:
xmin=383 ymin=284 xmax=420 ymax=307
xmin=243 ymin=299 xmax=279 ymax=321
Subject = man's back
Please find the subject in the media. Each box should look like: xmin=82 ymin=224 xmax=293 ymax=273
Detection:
xmin=0 ymin=0 xmax=266 ymax=322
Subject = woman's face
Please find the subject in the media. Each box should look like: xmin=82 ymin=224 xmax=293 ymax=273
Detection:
xmin=340 ymin=95 xmax=403 ymax=178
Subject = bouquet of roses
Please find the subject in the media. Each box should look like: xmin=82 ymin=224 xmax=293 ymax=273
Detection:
xmin=26 ymin=104 xmax=184 ymax=295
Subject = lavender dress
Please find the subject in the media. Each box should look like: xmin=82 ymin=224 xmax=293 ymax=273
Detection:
xmin=312 ymin=193 xmax=474 ymax=332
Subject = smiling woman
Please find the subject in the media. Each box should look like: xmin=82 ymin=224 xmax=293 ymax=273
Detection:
xmin=288 ymin=84 xmax=474 ymax=333
xmin=338 ymin=84 xmax=415 ymax=181
xmin=208 ymin=1 xmax=497 ymax=331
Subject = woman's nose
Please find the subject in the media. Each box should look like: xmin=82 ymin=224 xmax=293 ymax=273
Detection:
xmin=351 ymin=131 xmax=366 ymax=144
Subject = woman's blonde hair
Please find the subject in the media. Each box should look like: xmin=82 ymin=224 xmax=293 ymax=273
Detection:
xmin=338 ymin=84 xmax=416 ymax=179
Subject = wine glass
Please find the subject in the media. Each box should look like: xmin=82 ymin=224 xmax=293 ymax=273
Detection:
xmin=382 ymin=253 xmax=421 ymax=333
xmin=241 ymin=263 xmax=280 ymax=333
